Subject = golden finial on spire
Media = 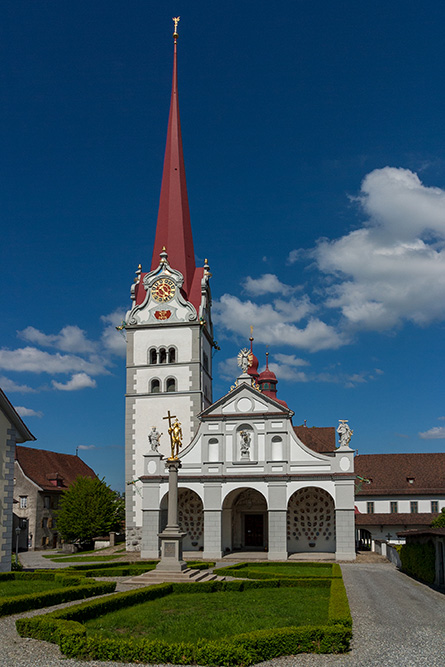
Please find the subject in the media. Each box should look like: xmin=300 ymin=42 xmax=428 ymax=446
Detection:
xmin=173 ymin=16 xmax=180 ymax=39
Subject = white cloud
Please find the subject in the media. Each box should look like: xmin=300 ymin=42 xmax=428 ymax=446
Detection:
xmin=243 ymin=274 xmax=300 ymax=297
xmin=52 ymin=373 xmax=97 ymax=391
xmin=419 ymin=426 xmax=445 ymax=440
xmin=101 ymin=310 xmax=127 ymax=357
xmin=217 ymin=357 xmax=239 ymax=382
xmin=286 ymin=248 xmax=308 ymax=265
xmin=78 ymin=444 xmax=96 ymax=450
xmin=0 ymin=347 xmax=110 ymax=376
xmin=314 ymin=167 xmax=445 ymax=331
xmin=273 ymin=354 xmax=310 ymax=368
xmin=214 ymin=294 xmax=346 ymax=352
xmin=14 ymin=406 xmax=43 ymax=418
xmin=0 ymin=376 xmax=36 ymax=393
xmin=268 ymin=362 xmax=309 ymax=382
xmin=19 ymin=325 xmax=96 ymax=354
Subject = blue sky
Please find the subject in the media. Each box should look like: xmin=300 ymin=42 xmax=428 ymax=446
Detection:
xmin=1 ymin=2 xmax=445 ymax=492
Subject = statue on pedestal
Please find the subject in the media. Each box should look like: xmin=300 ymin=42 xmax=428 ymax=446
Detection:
xmin=148 ymin=426 xmax=162 ymax=452
xmin=337 ymin=420 xmax=353 ymax=448
xmin=240 ymin=429 xmax=251 ymax=459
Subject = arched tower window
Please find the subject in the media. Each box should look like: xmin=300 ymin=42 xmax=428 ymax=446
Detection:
xmin=150 ymin=379 xmax=160 ymax=393
xmin=159 ymin=348 xmax=167 ymax=364
xmin=166 ymin=377 xmax=176 ymax=392
xmin=168 ymin=347 xmax=176 ymax=363
xmin=149 ymin=348 xmax=157 ymax=365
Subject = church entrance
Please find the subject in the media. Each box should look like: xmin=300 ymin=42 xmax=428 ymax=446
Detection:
xmin=244 ymin=514 xmax=264 ymax=547
xmin=222 ymin=488 xmax=268 ymax=552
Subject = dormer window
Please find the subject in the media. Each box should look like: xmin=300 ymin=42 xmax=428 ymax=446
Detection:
xmin=47 ymin=472 xmax=64 ymax=487
xmin=407 ymin=477 xmax=415 ymax=484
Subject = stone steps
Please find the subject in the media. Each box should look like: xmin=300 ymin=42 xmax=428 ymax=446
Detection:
xmin=123 ymin=568 xmax=224 ymax=585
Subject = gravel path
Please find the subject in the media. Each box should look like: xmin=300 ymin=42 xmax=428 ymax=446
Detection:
xmin=1 ymin=560 xmax=444 ymax=666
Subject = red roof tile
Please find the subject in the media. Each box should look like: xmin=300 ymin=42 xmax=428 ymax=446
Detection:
xmin=397 ymin=526 xmax=445 ymax=538
xmin=294 ymin=425 xmax=336 ymax=453
xmin=355 ymin=453 xmax=445 ymax=496
xmin=15 ymin=445 xmax=96 ymax=490
xmin=355 ymin=513 xmax=438 ymax=526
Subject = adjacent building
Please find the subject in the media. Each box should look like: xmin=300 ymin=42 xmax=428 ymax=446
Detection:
xmin=0 ymin=389 xmax=35 ymax=570
xmin=355 ymin=453 xmax=445 ymax=546
xmin=14 ymin=446 xmax=96 ymax=550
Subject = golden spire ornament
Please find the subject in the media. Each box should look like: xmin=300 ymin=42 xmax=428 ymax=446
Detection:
xmin=173 ymin=16 xmax=180 ymax=39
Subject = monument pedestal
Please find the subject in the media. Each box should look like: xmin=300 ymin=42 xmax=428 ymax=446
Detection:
xmin=156 ymin=459 xmax=187 ymax=573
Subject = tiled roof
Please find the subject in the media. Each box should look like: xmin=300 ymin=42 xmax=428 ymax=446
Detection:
xmin=355 ymin=453 xmax=445 ymax=496
xmin=15 ymin=445 xmax=96 ymax=491
xmin=294 ymin=425 xmax=336 ymax=453
xmin=397 ymin=526 xmax=445 ymax=537
xmin=355 ymin=513 xmax=438 ymax=526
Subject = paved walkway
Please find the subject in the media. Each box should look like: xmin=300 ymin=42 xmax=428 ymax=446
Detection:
xmin=1 ymin=560 xmax=444 ymax=666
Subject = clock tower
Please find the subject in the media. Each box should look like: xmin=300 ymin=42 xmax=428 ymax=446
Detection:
xmin=124 ymin=22 xmax=213 ymax=550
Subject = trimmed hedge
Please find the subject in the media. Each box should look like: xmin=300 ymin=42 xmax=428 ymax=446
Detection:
xmin=398 ymin=541 xmax=436 ymax=584
xmin=327 ymin=578 xmax=352 ymax=627
xmin=16 ymin=577 xmax=351 ymax=664
xmin=56 ymin=624 xmax=351 ymax=664
xmin=65 ymin=560 xmax=215 ymax=578
xmin=1 ymin=579 xmax=115 ymax=617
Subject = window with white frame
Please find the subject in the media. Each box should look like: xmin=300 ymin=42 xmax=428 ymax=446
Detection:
xmin=410 ymin=501 xmax=418 ymax=513
xmin=431 ymin=501 xmax=439 ymax=513
xmin=19 ymin=496 xmax=27 ymax=509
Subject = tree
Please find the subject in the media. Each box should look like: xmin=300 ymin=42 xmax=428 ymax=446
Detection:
xmin=431 ymin=508 xmax=445 ymax=528
xmin=57 ymin=476 xmax=121 ymax=544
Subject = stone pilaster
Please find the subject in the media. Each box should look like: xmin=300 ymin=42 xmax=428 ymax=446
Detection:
xmin=335 ymin=508 xmax=356 ymax=561
xmin=267 ymin=482 xmax=287 ymax=560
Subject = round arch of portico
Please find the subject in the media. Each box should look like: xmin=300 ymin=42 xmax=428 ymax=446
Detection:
xmin=221 ymin=487 xmax=268 ymax=553
xmin=287 ymin=486 xmax=336 ymax=554
xmin=285 ymin=482 xmax=336 ymax=507
xmin=160 ymin=486 xmax=204 ymax=552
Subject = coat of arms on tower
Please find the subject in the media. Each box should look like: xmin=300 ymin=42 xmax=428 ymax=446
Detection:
xmin=154 ymin=310 xmax=172 ymax=320
xmin=237 ymin=348 xmax=253 ymax=373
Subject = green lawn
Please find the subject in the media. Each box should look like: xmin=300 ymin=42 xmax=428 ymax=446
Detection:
xmin=0 ymin=580 xmax=69 ymax=598
xmin=85 ymin=586 xmax=330 ymax=643
xmin=232 ymin=563 xmax=334 ymax=578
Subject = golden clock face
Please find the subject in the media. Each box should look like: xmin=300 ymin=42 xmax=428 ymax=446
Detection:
xmin=151 ymin=278 xmax=176 ymax=303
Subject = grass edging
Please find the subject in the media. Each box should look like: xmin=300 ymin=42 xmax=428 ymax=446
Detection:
xmin=16 ymin=578 xmax=351 ymax=664
xmin=216 ymin=561 xmax=342 ymax=580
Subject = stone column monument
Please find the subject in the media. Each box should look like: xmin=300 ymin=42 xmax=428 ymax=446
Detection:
xmin=155 ymin=411 xmax=187 ymax=573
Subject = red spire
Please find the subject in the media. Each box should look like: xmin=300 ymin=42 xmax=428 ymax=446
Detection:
xmin=151 ymin=22 xmax=196 ymax=295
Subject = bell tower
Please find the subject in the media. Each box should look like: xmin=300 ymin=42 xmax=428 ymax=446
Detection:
xmin=125 ymin=20 xmax=214 ymax=550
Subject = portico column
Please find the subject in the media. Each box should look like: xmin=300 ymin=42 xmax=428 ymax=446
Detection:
xmin=202 ymin=483 xmax=223 ymax=559
xmin=267 ymin=482 xmax=288 ymax=560
xmin=335 ymin=478 xmax=356 ymax=561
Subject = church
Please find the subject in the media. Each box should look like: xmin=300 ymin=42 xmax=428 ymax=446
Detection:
xmin=124 ymin=23 xmax=356 ymax=562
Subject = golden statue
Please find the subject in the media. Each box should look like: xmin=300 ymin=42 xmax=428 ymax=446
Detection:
xmin=163 ymin=410 xmax=183 ymax=460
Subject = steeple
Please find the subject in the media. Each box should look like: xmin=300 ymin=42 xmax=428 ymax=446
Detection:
xmin=151 ymin=17 xmax=196 ymax=296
